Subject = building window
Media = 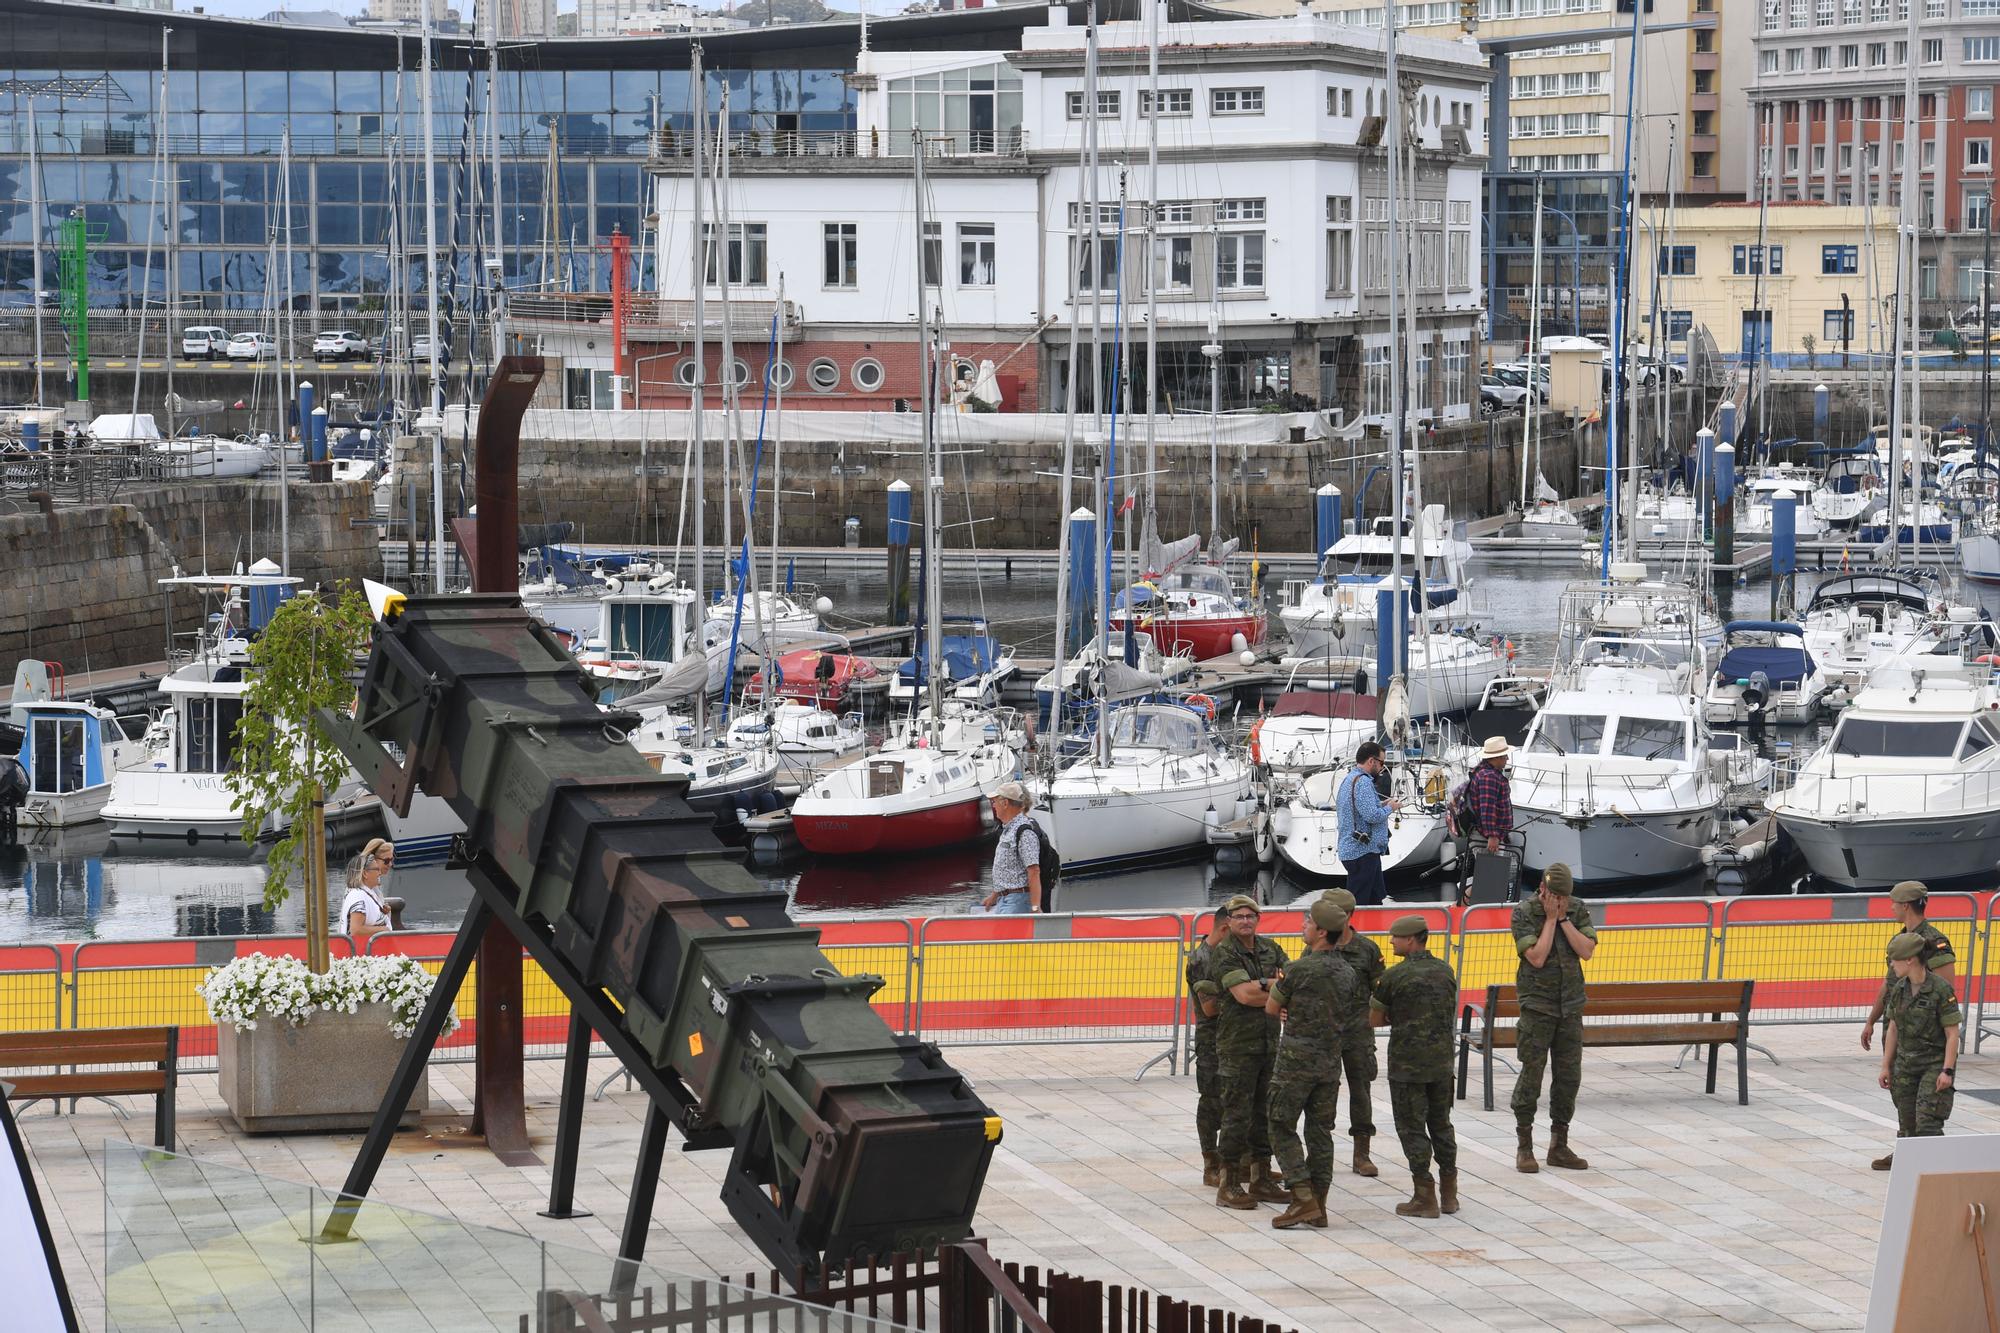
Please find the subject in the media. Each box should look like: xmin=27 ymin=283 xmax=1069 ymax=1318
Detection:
xmin=1327 ymin=87 xmax=1356 ymax=117
xmin=1967 ymin=0 xmax=2000 ymax=12
xmin=1823 ymin=244 xmax=1858 ymax=274
xmin=1073 ymin=236 xmax=1118 ymax=294
xmin=1920 ymin=258 xmax=1939 ymax=299
xmin=702 ymin=222 xmax=767 ymax=287
xmin=1972 ymin=139 xmax=1994 ymax=170
xmin=1449 ymin=229 xmax=1470 ymax=289
xmin=1760 ymin=51 xmax=1780 ymax=74
xmin=1812 ymin=144 xmax=1827 ymax=170
xmin=1216 ymin=233 xmax=1265 ymax=290
xmin=1866 ymin=43 xmax=1887 ymax=67
xmin=1813 ymin=47 xmax=1832 ymax=70
xmin=1139 ymin=88 xmax=1193 ymax=118
xmin=1786 ymin=48 xmax=1805 ymax=72
xmin=1326 ymin=196 xmax=1354 ymax=295
xmin=1692 ymin=151 xmax=1715 ymax=178
xmin=1732 ymin=244 xmax=1784 ymax=275
xmin=922 ymin=221 xmax=941 ymax=287
xmin=1219 ymin=198 xmax=1266 ymax=222
xmin=1967 ymin=189 xmax=1992 ymax=231
xmin=1968 ymin=37 xmax=2000 ymax=63
xmin=1823 ymin=309 xmax=1854 ymax=341
xmin=1364 ymin=343 xmax=1392 ymax=418
xmin=851 ymin=358 xmax=885 ymax=393
xmin=806 ymin=358 xmax=840 ymax=393
xmin=1786 ymin=145 xmax=1801 ymax=172
xmin=1066 ymin=89 xmax=1120 ymax=118
xmin=1973 ymin=88 xmax=1996 ymax=119
xmin=958 ymin=223 xmax=995 ymax=286
xmin=1922 ymin=39 xmax=1942 ymax=64
xmin=1659 ymin=245 xmax=1697 ymax=275
xmin=823 ymin=222 xmax=858 ymax=288
xmin=1153 ymin=234 xmax=1193 ymax=293
xmin=1839 ymin=44 xmax=1859 ymax=68
xmin=1211 ymin=87 xmax=1265 ymax=116
xmin=1814 ymin=0 xmax=1834 ymax=21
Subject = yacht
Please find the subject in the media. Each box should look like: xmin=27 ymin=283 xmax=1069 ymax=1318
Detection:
xmin=724 ymin=702 xmax=865 ymax=770
xmin=1704 ymin=621 xmax=1828 ymax=726
xmin=14 ymin=698 xmax=144 ymax=829
xmin=1518 ymin=498 xmax=1586 ymax=543
xmin=1271 ymin=760 xmax=1450 ymax=888
xmin=1736 ymin=467 xmax=1826 ymax=541
xmin=1798 ymin=569 xmax=1958 ymax=695
xmin=1277 ymin=504 xmax=1474 ymax=657
xmin=791 ymin=715 xmax=1018 ymax=856
xmin=1108 ymin=562 xmax=1268 ymax=662
xmin=1768 ymin=657 xmax=2000 ymax=888
xmin=1809 ymin=446 xmax=1882 ymax=531
xmin=1033 ymin=702 xmax=1253 ymax=873
xmin=1249 ymin=669 xmax=1378 ymax=776
xmin=704 ymin=587 xmax=824 ymax=650
xmin=1033 ymin=631 xmax=1196 ymax=729
xmin=890 ymin=615 xmax=1018 ymax=704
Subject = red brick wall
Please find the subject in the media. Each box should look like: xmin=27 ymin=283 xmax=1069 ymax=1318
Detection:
xmin=629 ymin=334 xmax=1040 ymax=412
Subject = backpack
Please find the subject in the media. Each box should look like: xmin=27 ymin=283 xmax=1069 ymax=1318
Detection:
xmin=1448 ymin=780 xmax=1481 ymax=837
xmin=1010 ymin=819 xmax=1062 ymax=912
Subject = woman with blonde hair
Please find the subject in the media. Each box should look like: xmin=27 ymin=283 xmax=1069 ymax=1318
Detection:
xmin=340 ymin=837 xmax=396 ymax=943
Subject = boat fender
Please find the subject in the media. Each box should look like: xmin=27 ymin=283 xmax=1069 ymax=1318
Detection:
xmin=1253 ymin=810 xmax=1275 ymax=864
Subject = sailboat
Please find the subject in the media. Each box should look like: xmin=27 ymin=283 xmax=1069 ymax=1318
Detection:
xmin=1513 ymin=177 xmax=1583 ymax=547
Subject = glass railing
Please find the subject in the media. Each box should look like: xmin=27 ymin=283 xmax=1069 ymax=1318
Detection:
xmin=103 ymin=1140 xmax=918 ymax=1331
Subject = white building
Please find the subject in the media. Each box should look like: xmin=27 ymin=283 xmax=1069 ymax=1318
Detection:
xmin=574 ymin=0 xmax=746 ymax=36
xmin=524 ymin=3 xmax=1489 ymax=424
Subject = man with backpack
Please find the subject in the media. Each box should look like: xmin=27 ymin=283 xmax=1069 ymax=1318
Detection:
xmin=1455 ymin=736 xmax=1514 ymax=856
xmin=1334 ymin=741 xmax=1402 ymax=906
xmin=982 ymin=780 xmax=1050 ymax=914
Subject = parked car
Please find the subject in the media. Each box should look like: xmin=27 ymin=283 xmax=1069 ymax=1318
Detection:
xmin=1489 ymin=365 xmax=1549 ymax=401
xmin=1481 ymin=380 xmax=1532 ymax=416
xmin=181 ymin=326 xmax=230 ymax=359
xmin=225 ymin=331 xmax=277 ymax=361
xmin=409 ymin=333 xmax=441 ymax=363
xmin=312 ymin=329 xmax=369 ymax=361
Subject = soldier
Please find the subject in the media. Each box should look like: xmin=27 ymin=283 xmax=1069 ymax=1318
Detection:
xmin=1369 ymin=914 xmax=1460 ymax=1218
xmin=1322 ymin=886 xmax=1385 ymax=1178
xmin=1211 ymin=893 xmax=1291 ymax=1209
xmin=1187 ymin=911 xmax=1232 ymax=1186
xmin=1875 ymin=930 xmax=1961 ymax=1170
xmin=1264 ymin=899 xmax=1363 ymax=1229
xmin=1510 ymin=862 xmax=1597 ymax=1173
xmin=1860 ymin=880 xmax=1957 ymax=1056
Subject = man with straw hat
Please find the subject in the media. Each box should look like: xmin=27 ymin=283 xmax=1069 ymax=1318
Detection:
xmin=1458 ymin=736 xmax=1515 ymax=857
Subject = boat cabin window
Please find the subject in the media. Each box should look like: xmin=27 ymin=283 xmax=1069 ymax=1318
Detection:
xmin=606 ymin=601 xmax=682 ymax=664
xmin=867 ymin=758 xmax=905 ymax=797
xmin=1612 ymin=717 xmax=1688 ymax=762
xmin=1527 ymin=712 xmax=1607 ymax=756
xmin=181 ymin=697 xmax=244 ymax=774
xmin=1829 ymin=718 xmax=1965 ymax=759
xmin=29 ymin=716 xmax=88 ymax=794
xmin=1960 ymin=725 xmax=1995 ymax=762
xmin=1108 ymin=706 xmax=1203 ymax=754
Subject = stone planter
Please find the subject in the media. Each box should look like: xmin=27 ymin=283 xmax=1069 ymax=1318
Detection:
xmin=216 ymin=1002 xmax=429 ymax=1134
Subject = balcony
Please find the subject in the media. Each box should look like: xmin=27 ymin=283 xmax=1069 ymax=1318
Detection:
xmin=1690 ymin=52 xmax=1721 ymax=72
xmin=648 ymin=128 xmax=1029 ymax=168
xmin=505 ymin=291 xmax=802 ymax=342
xmin=1690 ymin=93 xmax=1721 ymax=113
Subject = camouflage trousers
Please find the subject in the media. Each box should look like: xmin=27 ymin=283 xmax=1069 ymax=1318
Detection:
xmin=1194 ymin=1024 xmax=1220 ymax=1154
xmin=1511 ymin=1009 xmax=1584 ymax=1128
xmin=1389 ymin=1078 xmax=1458 ymax=1183
xmin=1341 ymin=1031 xmax=1377 ymax=1139
xmin=1217 ymin=1048 xmax=1275 ymax=1164
xmin=1890 ymin=1060 xmax=1955 ymax=1138
xmin=1267 ymin=1057 xmax=1342 ymax=1195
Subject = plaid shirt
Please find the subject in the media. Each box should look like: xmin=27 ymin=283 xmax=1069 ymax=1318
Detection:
xmin=1467 ymin=761 xmax=1513 ymax=838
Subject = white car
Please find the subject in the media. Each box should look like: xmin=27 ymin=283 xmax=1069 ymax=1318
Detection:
xmin=312 ymin=329 xmax=369 ymax=361
xmin=226 ymin=331 xmax=277 ymax=361
xmin=409 ymin=333 xmax=441 ymax=363
xmin=182 ymin=326 xmax=229 ymax=359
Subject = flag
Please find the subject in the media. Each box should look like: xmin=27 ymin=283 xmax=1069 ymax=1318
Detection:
xmin=1120 ymin=493 xmax=1136 ymax=515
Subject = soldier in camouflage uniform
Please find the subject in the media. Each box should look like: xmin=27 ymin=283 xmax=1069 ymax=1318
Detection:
xmin=1369 ymin=914 xmax=1460 ymax=1218
xmin=1861 ymin=881 xmax=1957 ymax=1076
xmin=1875 ymin=930 xmax=1961 ymax=1170
xmin=1263 ymin=899 xmax=1364 ymax=1229
xmin=1509 ymin=862 xmax=1597 ymax=1173
xmin=1187 ymin=912 xmax=1232 ymax=1185
xmin=1323 ymin=886 xmax=1385 ymax=1177
xmin=1211 ymin=894 xmax=1292 ymax=1208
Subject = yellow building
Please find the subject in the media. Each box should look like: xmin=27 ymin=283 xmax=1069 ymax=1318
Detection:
xmin=1649 ymin=202 xmax=1897 ymax=360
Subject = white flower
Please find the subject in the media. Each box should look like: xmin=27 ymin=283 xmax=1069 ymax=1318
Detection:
xmin=197 ymin=952 xmax=460 ymax=1040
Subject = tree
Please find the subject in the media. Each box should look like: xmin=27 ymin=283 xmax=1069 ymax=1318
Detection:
xmin=225 ymin=587 xmax=375 ymax=974
xmin=1801 ymin=333 xmax=1816 ymax=370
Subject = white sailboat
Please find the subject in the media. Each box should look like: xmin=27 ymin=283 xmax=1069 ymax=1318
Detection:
xmin=1277 ymin=504 xmax=1475 ymax=658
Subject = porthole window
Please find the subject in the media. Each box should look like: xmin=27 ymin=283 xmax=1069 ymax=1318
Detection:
xmin=765 ymin=358 xmax=797 ymax=391
xmin=852 ymin=357 xmax=885 ymax=392
xmin=729 ymin=358 xmax=751 ymax=388
xmin=807 ymin=357 xmax=840 ymax=392
xmin=674 ymin=358 xmax=699 ymax=387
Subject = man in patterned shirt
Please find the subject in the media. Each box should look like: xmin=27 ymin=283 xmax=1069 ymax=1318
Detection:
xmin=1370 ymin=915 xmax=1461 ymax=1218
xmin=1461 ymin=736 xmax=1515 ymax=856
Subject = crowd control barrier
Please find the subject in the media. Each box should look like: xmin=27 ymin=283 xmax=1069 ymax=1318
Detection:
xmin=35 ymin=893 xmax=2000 ymax=1072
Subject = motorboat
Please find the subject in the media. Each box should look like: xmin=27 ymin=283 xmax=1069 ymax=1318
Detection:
xmin=155 ymin=435 xmax=272 ymax=478
xmin=1033 ymin=701 xmax=1253 ymax=873
xmin=13 ymin=697 xmax=144 ymax=828
xmin=645 ymin=742 xmax=782 ymax=835
xmin=1798 ymin=569 xmax=1964 ymax=694
xmin=1401 ymin=631 xmax=1516 ymax=719
xmin=1271 ymin=760 xmax=1451 ymax=888
xmin=724 ymin=701 xmax=865 ymax=770
xmin=1249 ymin=670 xmax=1378 ymax=776
xmin=1735 ymin=467 xmax=1826 ymax=540
xmin=704 ymin=587 xmax=824 ymax=649
xmin=1277 ymin=505 xmax=1474 ymax=657
xmin=1109 ymin=562 xmax=1268 ymax=662
xmin=742 ymin=646 xmax=884 ymax=712
xmin=1632 ymin=484 xmax=1702 ymax=545
xmin=1704 ymin=620 xmax=1827 ymax=726
xmin=524 ymin=577 xmax=702 ymax=693
xmin=790 ymin=722 xmax=1018 ymax=856
xmin=1810 ymin=446 xmax=1882 ymax=531
xmin=891 ymin=614 xmax=1018 ymax=703
xmin=1769 ymin=657 xmax=2000 ymax=888
xmin=1855 ymin=497 xmax=1956 ymax=549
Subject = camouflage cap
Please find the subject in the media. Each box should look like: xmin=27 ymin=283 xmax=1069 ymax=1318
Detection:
xmin=1886 ymin=931 xmax=1926 ymax=961
xmin=1389 ymin=914 xmax=1429 ymax=938
xmin=1542 ymin=863 xmax=1575 ymax=896
xmin=1321 ymin=887 xmax=1357 ymax=914
xmin=1888 ymin=880 xmax=1928 ymax=904
xmin=1219 ymin=893 xmax=1261 ymax=918
xmin=1309 ymin=899 xmax=1351 ymax=933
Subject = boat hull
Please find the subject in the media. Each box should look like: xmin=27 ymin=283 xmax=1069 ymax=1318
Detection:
xmin=1963 ymin=530 xmax=2000 ymax=584
xmin=1515 ymin=800 xmax=1717 ymax=884
xmin=792 ymin=793 xmax=989 ymax=855
xmin=1773 ymin=809 xmax=2000 ymax=889
xmin=1273 ymin=808 xmax=1448 ymax=885
xmin=1035 ymin=770 xmax=1253 ymax=872
xmin=1112 ymin=611 xmax=1268 ymax=663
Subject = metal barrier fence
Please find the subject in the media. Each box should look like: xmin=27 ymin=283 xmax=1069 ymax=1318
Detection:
xmin=28 ymin=894 xmax=2000 ymax=1071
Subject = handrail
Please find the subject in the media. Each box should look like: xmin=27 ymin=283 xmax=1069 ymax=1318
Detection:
xmin=941 ymin=1241 xmax=1056 ymax=1333
xmin=650 ymin=127 xmax=1028 ymax=161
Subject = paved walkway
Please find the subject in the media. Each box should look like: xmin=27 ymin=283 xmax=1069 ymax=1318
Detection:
xmin=20 ymin=1024 xmax=1964 ymax=1331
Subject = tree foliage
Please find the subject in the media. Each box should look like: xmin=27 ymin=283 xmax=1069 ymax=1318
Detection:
xmin=225 ymin=588 xmax=376 ymax=911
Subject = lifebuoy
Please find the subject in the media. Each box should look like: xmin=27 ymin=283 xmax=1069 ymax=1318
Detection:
xmin=1184 ymin=693 xmax=1217 ymax=720
xmin=1249 ymin=717 xmax=1265 ymax=766
xmin=1978 ymin=655 xmax=2000 ymax=667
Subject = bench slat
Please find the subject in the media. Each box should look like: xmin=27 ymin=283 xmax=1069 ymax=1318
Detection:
xmin=1482 ymin=1021 xmax=1741 ymax=1049
xmin=1478 ymin=982 xmax=1750 ymax=1020
xmin=0 ymin=1043 xmax=173 ymax=1068
xmin=4 ymin=1071 xmax=169 ymax=1097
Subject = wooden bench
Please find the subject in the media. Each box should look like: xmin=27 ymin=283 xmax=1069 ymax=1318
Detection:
xmin=0 ymin=1027 xmax=178 ymax=1151
xmin=1456 ymin=981 xmax=1755 ymax=1111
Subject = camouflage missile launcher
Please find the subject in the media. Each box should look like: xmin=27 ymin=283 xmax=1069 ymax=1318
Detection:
xmin=321 ymin=592 xmax=998 ymax=1274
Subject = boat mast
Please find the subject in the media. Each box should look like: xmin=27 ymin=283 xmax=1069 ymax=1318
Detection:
xmin=1606 ymin=0 xmax=1644 ymax=571
xmin=160 ymin=29 xmax=175 ymax=439
xmin=690 ymin=45 xmax=709 ymax=724
xmin=1383 ymin=0 xmax=1407 ymax=688
xmin=914 ymin=134 xmax=945 ymax=739
xmin=770 ymin=274 xmax=785 ymax=603
xmin=279 ymin=126 xmax=295 ymax=571
xmin=715 ymin=96 xmax=735 ymax=596
xmin=27 ymin=98 xmax=42 ymax=408
xmin=1886 ymin=0 xmax=1920 ymax=572
xmin=485 ymin=0 xmax=505 ymax=363
xmin=1520 ymin=175 xmax=1543 ymax=515
xmin=1143 ymin=0 xmax=1160 ymax=562
xmin=419 ymin=0 xmax=447 ymax=591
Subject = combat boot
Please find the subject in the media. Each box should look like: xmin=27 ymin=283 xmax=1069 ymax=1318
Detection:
xmin=1438 ymin=1170 xmax=1460 ymax=1215
xmin=1215 ymin=1161 xmax=1256 ymax=1209
xmin=1546 ymin=1124 xmax=1589 ymax=1171
xmin=1515 ymin=1124 xmax=1540 ymax=1174
xmin=1395 ymin=1178 xmax=1441 ymax=1218
xmin=1271 ymin=1184 xmax=1327 ymax=1230
xmin=1246 ymin=1159 xmax=1291 ymax=1203
xmin=1351 ymin=1133 xmax=1379 ymax=1178
xmin=1309 ymin=1185 xmax=1331 ymax=1228
xmin=1202 ymin=1151 xmax=1222 ymax=1188
xmin=1871 ymin=1151 xmax=1894 ymax=1171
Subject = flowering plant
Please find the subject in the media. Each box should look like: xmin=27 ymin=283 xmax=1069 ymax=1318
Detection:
xmin=197 ymin=953 xmax=459 ymax=1040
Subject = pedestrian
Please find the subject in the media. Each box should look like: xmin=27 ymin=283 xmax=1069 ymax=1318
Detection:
xmin=1264 ymin=898 xmax=1364 ymax=1229
xmin=1321 ymin=886 xmax=1384 ymax=1178
xmin=1334 ymin=741 xmax=1402 ymax=906
xmin=1509 ymin=861 xmax=1596 ymax=1172
xmin=1369 ymin=914 xmax=1460 ymax=1218
xmin=1460 ymin=736 xmax=1515 ymax=856
xmin=1861 ymin=880 xmax=1957 ymax=1054
xmin=979 ymin=780 xmax=1043 ymax=914
xmin=1875 ymin=930 xmax=1960 ymax=1170
xmin=340 ymin=837 xmax=396 ymax=944
xmin=1211 ymin=893 xmax=1291 ymax=1209
xmin=1187 ymin=910 xmax=1231 ymax=1186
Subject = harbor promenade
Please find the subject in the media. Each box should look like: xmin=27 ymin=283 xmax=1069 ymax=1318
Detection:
xmin=23 ymin=1025 xmax=1940 ymax=1332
